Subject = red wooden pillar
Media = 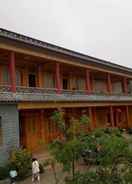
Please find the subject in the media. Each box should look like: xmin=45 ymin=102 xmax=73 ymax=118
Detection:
xmin=88 ymin=107 xmax=93 ymax=129
xmin=126 ymin=106 xmax=129 ymax=128
xmin=115 ymin=108 xmax=121 ymax=127
xmin=123 ymin=77 xmax=128 ymax=95
xmin=107 ymin=73 xmax=112 ymax=94
xmin=37 ymin=64 xmax=43 ymax=88
xmin=85 ymin=69 xmax=91 ymax=94
xmin=110 ymin=106 xmax=114 ymax=127
xmin=55 ymin=63 xmax=62 ymax=94
xmin=9 ymin=52 xmax=16 ymax=92
xmin=91 ymin=73 xmax=94 ymax=93
xmin=92 ymin=107 xmax=97 ymax=128
xmin=89 ymin=107 xmax=96 ymax=129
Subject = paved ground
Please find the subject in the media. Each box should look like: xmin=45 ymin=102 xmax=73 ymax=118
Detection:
xmin=1 ymin=151 xmax=88 ymax=184
xmin=17 ymin=163 xmax=87 ymax=184
xmin=18 ymin=168 xmax=65 ymax=184
xmin=1 ymin=167 xmax=65 ymax=184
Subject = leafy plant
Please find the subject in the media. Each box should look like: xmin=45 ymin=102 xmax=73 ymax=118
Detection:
xmin=49 ymin=110 xmax=89 ymax=180
xmin=9 ymin=148 xmax=32 ymax=179
xmin=80 ymin=128 xmax=132 ymax=184
xmin=0 ymin=166 xmax=9 ymax=180
xmin=50 ymin=110 xmax=132 ymax=184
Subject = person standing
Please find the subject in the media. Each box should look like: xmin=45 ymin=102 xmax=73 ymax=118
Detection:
xmin=32 ymin=158 xmax=40 ymax=184
xmin=9 ymin=168 xmax=18 ymax=184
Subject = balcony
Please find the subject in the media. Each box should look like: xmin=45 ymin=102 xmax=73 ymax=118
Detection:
xmin=0 ymin=85 xmax=132 ymax=103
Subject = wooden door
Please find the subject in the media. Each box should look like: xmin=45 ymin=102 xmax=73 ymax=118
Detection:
xmin=27 ymin=112 xmax=41 ymax=152
xmin=20 ymin=111 xmax=42 ymax=152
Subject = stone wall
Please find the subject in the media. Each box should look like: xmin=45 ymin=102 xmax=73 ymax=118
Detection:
xmin=0 ymin=104 xmax=19 ymax=165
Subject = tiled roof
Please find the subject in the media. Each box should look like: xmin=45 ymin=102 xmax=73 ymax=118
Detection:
xmin=0 ymin=28 xmax=132 ymax=73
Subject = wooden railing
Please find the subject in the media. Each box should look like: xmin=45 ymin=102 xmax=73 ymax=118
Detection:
xmin=16 ymin=86 xmax=57 ymax=94
xmin=0 ymin=85 xmax=131 ymax=96
xmin=0 ymin=85 xmax=11 ymax=92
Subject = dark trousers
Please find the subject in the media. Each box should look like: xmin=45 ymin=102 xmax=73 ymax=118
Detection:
xmin=10 ymin=177 xmax=16 ymax=184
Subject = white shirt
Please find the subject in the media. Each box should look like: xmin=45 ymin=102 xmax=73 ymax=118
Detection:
xmin=32 ymin=160 xmax=40 ymax=174
xmin=9 ymin=170 xmax=17 ymax=178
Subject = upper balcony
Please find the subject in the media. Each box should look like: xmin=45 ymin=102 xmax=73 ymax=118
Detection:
xmin=0 ymin=49 xmax=132 ymax=103
xmin=0 ymin=85 xmax=132 ymax=103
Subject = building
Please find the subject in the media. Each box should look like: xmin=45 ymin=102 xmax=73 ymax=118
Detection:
xmin=0 ymin=28 xmax=132 ymax=164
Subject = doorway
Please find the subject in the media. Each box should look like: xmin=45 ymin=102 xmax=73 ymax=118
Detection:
xmin=28 ymin=74 xmax=36 ymax=87
xmin=19 ymin=111 xmax=41 ymax=152
xmin=63 ymin=78 xmax=68 ymax=89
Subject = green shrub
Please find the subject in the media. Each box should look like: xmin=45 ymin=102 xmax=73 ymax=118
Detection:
xmin=65 ymin=172 xmax=98 ymax=184
xmin=9 ymin=148 xmax=32 ymax=179
xmin=0 ymin=166 xmax=9 ymax=180
xmin=39 ymin=163 xmax=45 ymax=174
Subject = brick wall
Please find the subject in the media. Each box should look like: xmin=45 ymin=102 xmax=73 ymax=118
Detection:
xmin=0 ymin=104 xmax=19 ymax=165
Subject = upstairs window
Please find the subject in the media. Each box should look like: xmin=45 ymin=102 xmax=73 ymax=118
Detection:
xmin=44 ymin=72 xmax=55 ymax=88
xmin=94 ymin=79 xmax=107 ymax=94
xmin=16 ymin=70 xmax=21 ymax=86
xmin=76 ymin=77 xmax=85 ymax=90
xmin=3 ymin=66 xmax=9 ymax=85
xmin=112 ymin=81 xmax=123 ymax=94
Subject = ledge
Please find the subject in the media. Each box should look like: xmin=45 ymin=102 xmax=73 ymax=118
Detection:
xmin=0 ymin=91 xmax=132 ymax=103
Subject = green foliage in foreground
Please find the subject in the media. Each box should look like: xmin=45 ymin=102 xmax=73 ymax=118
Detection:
xmin=50 ymin=110 xmax=90 ymax=179
xmin=9 ymin=148 xmax=32 ymax=179
xmin=49 ymin=137 xmax=83 ymax=172
xmin=67 ymin=168 xmax=132 ymax=184
xmin=0 ymin=166 xmax=9 ymax=180
xmin=67 ymin=128 xmax=132 ymax=184
xmin=49 ymin=110 xmax=132 ymax=184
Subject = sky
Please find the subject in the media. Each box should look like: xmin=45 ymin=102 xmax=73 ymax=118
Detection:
xmin=0 ymin=0 xmax=132 ymax=68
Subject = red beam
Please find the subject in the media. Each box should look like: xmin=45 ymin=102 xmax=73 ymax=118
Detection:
xmin=38 ymin=64 xmax=43 ymax=88
xmin=90 ymin=107 xmax=96 ymax=128
xmin=85 ymin=69 xmax=91 ymax=94
xmin=123 ymin=77 xmax=128 ymax=95
xmin=9 ymin=52 xmax=16 ymax=92
xmin=126 ymin=106 xmax=129 ymax=128
xmin=91 ymin=73 xmax=94 ymax=92
xmin=107 ymin=73 xmax=112 ymax=94
xmin=55 ymin=63 xmax=62 ymax=94
xmin=93 ymin=107 xmax=97 ymax=128
xmin=110 ymin=106 xmax=114 ymax=127
xmin=88 ymin=107 xmax=93 ymax=129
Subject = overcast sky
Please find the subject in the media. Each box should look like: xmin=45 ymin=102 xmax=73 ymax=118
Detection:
xmin=0 ymin=0 xmax=132 ymax=68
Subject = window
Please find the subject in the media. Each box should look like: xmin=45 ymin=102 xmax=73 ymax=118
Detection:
xmin=3 ymin=66 xmax=9 ymax=84
xmin=63 ymin=78 xmax=68 ymax=89
xmin=76 ymin=78 xmax=85 ymax=90
xmin=44 ymin=72 xmax=55 ymax=88
xmin=112 ymin=81 xmax=123 ymax=94
xmin=0 ymin=117 xmax=2 ymax=145
xmin=16 ymin=70 xmax=21 ymax=86
xmin=28 ymin=74 xmax=36 ymax=87
xmin=94 ymin=79 xmax=106 ymax=93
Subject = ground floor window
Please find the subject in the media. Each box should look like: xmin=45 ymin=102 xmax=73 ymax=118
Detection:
xmin=0 ymin=117 xmax=2 ymax=145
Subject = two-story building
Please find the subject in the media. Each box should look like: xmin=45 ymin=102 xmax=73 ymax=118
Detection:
xmin=0 ymin=28 xmax=132 ymax=164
